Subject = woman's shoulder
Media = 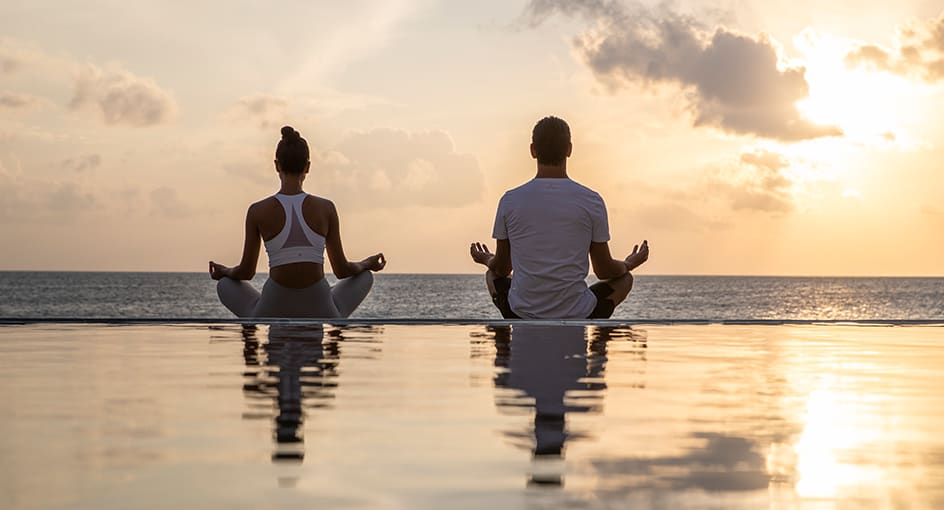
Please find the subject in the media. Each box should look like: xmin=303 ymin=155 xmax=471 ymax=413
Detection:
xmin=304 ymin=193 xmax=336 ymax=210
xmin=244 ymin=195 xmax=282 ymax=219
xmin=249 ymin=195 xmax=279 ymax=209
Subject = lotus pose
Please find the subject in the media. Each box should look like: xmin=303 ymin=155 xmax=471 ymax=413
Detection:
xmin=470 ymin=116 xmax=649 ymax=319
xmin=210 ymin=126 xmax=385 ymax=318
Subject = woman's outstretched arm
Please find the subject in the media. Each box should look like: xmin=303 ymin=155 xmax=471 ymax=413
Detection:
xmin=209 ymin=204 xmax=262 ymax=281
xmin=324 ymin=200 xmax=385 ymax=279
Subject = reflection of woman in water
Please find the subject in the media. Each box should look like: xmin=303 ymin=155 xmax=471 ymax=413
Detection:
xmin=241 ymin=324 xmax=338 ymax=462
xmin=210 ymin=126 xmax=385 ymax=318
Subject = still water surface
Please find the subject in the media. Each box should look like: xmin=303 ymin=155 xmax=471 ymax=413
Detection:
xmin=2 ymin=323 xmax=943 ymax=508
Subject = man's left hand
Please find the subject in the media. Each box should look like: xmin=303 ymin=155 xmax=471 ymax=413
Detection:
xmin=470 ymin=242 xmax=494 ymax=266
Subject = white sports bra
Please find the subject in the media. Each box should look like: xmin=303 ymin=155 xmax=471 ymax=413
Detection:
xmin=263 ymin=193 xmax=326 ymax=268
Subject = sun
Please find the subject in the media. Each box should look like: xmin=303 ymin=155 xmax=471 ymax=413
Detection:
xmin=793 ymin=29 xmax=925 ymax=142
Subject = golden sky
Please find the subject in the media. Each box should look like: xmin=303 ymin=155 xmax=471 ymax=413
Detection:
xmin=1 ymin=0 xmax=942 ymax=275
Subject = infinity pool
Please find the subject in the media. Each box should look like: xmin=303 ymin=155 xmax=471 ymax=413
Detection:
xmin=2 ymin=323 xmax=943 ymax=509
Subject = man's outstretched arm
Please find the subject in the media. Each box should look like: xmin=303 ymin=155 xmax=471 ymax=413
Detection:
xmin=589 ymin=240 xmax=649 ymax=280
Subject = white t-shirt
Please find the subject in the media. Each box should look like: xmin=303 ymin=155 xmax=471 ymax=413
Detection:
xmin=492 ymin=178 xmax=610 ymax=319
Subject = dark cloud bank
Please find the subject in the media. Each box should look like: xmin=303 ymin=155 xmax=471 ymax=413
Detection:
xmin=524 ymin=0 xmax=841 ymax=141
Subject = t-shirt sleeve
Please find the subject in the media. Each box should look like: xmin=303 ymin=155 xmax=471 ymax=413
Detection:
xmin=491 ymin=196 xmax=508 ymax=240
xmin=592 ymin=194 xmax=610 ymax=243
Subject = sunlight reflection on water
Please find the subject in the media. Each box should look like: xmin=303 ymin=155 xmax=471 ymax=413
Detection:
xmin=1 ymin=323 xmax=943 ymax=509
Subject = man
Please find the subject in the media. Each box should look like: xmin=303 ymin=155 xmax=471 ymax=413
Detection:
xmin=470 ymin=116 xmax=649 ymax=319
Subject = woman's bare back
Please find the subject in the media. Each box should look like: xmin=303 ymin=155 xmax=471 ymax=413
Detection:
xmin=254 ymin=194 xmax=334 ymax=288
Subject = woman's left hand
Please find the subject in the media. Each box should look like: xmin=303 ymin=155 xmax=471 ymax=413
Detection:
xmin=365 ymin=253 xmax=386 ymax=272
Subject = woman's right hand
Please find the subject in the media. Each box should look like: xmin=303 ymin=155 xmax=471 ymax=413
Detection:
xmin=365 ymin=253 xmax=386 ymax=272
xmin=209 ymin=261 xmax=229 ymax=280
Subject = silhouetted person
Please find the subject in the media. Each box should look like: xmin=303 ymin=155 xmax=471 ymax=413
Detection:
xmin=211 ymin=125 xmax=385 ymax=318
xmin=471 ymin=116 xmax=649 ymax=319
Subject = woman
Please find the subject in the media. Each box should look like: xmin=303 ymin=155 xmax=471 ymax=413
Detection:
xmin=210 ymin=126 xmax=385 ymax=318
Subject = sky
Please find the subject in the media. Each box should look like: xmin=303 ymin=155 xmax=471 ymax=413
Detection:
xmin=1 ymin=0 xmax=943 ymax=275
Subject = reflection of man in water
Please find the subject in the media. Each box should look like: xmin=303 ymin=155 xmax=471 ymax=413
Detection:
xmin=487 ymin=324 xmax=619 ymax=485
xmin=241 ymin=324 xmax=338 ymax=462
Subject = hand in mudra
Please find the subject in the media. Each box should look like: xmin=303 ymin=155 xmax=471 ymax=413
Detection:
xmin=366 ymin=253 xmax=386 ymax=272
xmin=208 ymin=261 xmax=228 ymax=280
xmin=469 ymin=242 xmax=494 ymax=266
xmin=625 ymin=240 xmax=649 ymax=271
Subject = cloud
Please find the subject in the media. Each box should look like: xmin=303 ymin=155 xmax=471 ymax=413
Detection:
xmin=922 ymin=205 xmax=944 ymax=221
xmin=739 ymin=149 xmax=789 ymax=173
xmin=646 ymin=147 xmax=796 ymax=219
xmin=44 ymin=182 xmax=99 ymax=213
xmin=846 ymin=44 xmax=897 ymax=70
xmin=714 ymin=148 xmax=794 ymax=213
xmin=0 ymin=159 xmax=23 ymax=219
xmin=223 ymin=160 xmax=272 ymax=185
xmin=315 ymin=128 xmax=484 ymax=209
xmin=614 ymin=145 xmax=798 ymax=231
xmin=846 ymin=14 xmax=944 ymax=81
xmin=0 ymin=41 xmax=29 ymax=74
xmin=226 ymin=94 xmax=289 ymax=130
xmin=0 ymin=55 xmax=19 ymax=74
xmin=634 ymin=202 xmax=729 ymax=232
xmin=0 ymin=158 xmax=100 ymax=222
xmin=0 ymin=90 xmax=47 ymax=110
xmin=523 ymin=0 xmax=841 ymax=141
xmin=69 ymin=64 xmax=177 ymax=126
xmin=583 ymin=432 xmax=769 ymax=498
xmin=150 ymin=186 xmax=193 ymax=218
xmin=61 ymin=154 xmax=102 ymax=173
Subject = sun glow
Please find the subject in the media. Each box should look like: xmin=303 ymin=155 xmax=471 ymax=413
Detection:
xmin=794 ymin=30 xmax=925 ymax=143
xmin=792 ymin=385 xmax=886 ymax=499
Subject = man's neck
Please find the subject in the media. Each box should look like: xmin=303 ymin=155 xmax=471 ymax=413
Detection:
xmin=535 ymin=163 xmax=568 ymax=179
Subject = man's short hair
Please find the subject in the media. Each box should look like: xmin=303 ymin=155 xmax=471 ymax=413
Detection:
xmin=532 ymin=116 xmax=571 ymax=166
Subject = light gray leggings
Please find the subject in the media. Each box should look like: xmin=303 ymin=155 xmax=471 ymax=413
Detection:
xmin=217 ymin=271 xmax=373 ymax=318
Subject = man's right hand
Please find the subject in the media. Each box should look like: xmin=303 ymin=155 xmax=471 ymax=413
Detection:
xmin=470 ymin=242 xmax=495 ymax=267
xmin=624 ymin=240 xmax=649 ymax=271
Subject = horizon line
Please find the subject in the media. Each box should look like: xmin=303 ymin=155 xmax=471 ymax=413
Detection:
xmin=0 ymin=270 xmax=943 ymax=278
xmin=2 ymin=318 xmax=943 ymax=326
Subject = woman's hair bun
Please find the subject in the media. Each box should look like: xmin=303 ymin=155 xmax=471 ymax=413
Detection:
xmin=281 ymin=125 xmax=300 ymax=142
xmin=275 ymin=125 xmax=309 ymax=173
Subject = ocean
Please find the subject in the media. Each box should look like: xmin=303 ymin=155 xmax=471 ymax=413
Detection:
xmin=1 ymin=272 xmax=942 ymax=321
